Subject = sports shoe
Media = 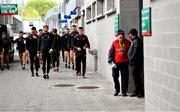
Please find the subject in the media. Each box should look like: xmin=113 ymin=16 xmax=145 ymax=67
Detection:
xmin=22 ymin=64 xmax=25 ymax=70
xmin=43 ymin=75 xmax=46 ymax=79
xmin=72 ymin=64 xmax=74 ymax=70
xmin=46 ymin=74 xmax=49 ymax=79
xmin=68 ymin=65 xmax=70 ymax=69
xmin=35 ymin=73 xmax=39 ymax=77
xmin=31 ymin=74 xmax=34 ymax=77
xmin=114 ymin=91 xmax=120 ymax=96
xmin=122 ymin=93 xmax=128 ymax=97
xmin=83 ymin=76 xmax=86 ymax=79
xmin=7 ymin=64 xmax=9 ymax=70
xmin=137 ymin=94 xmax=144 ymax=98
xmin=130 ymin=93 xmax=138 ymax=97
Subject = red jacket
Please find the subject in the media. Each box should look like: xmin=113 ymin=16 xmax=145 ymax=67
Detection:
xmin=108 ymin=39 xmax=130 ymax=63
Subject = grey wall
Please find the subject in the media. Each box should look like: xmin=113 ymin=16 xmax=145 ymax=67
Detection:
xmin=144 ymin=0 xmax=180 ymax=111
xmin=46 ymin=14 xmax=59 ymax=31
xmin=0 ymin=16 xmax=13 ymax=24
xmin=84 ymin=0 xmax=140 ymax=85
xmin=85 ymin=14 xmax=115 ymax=81
xmin=0 ymin=16 xmax=5 ymax=24
xmin=84 ymin=0 xmax=121 ymax=82
xmin=119 ymin=0 xmax=140 ymax=92
xmin=120 ymin=0 xmax=140 ymax=35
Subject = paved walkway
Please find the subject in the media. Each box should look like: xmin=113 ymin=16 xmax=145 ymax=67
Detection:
xmin=0 ymin=58 xmax=144 ymax=112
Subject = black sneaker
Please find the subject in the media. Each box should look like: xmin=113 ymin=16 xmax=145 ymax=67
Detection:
xmin=22 ymin=64 xmax=25 ymax=70
xmin=35 ymin=73 xmax=39 ymax=77
xmin=137 ymin=94 xmax=144 ymax=98
xmin=7 ymin=65 xmax=9 ymax=70
xmin=122 ymin=93 xmax=128 ymax=97
xmin=76 ymin=72 xmax=81 ymax=76
xmin=65 ymin=64 xmax=67 ymax=68
xmin=46 ymin=75 xmax=49 ymax=79
xmin=72 ymin=65 xmax=74 ymax=70
xmin=43 ymin=75 xmax=46 ymax=79
xmin=114 ymin=91 xmax=120 ymax=96
xmin=68 ymin=65 xmax=70 ymax=69
xmin=1 ymin=68 xmax=4 ymax=71
xmin=53 ymin=69 xmax=57 ymax=72
xmin=82 ymin=76 xmax=86 ymax=79
xmin=31 ymin=74 xmax=34 ymax=77
xmin=130 ymin=93 xmax=138 ymax=97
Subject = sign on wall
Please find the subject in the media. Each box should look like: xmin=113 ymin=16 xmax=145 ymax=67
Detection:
xmin=114 ymin=14 xmax=120 ymax=33
xmin=64 ymin=15 xmax=71 ymax=19
xmin=141 ymin=7 xmax=152 ymax=36
xmin=0 ymin=4 xmax=18 ymax=16
xmin=59 ymin=19 xmax=67 ymax=23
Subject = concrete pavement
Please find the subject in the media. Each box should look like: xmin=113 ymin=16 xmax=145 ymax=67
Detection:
xmin=0 ymin=58 xmax=144 ymax=112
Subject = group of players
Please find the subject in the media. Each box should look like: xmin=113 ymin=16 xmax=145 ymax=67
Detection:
xmin=1 ymin=25 xmax=90 ymax=79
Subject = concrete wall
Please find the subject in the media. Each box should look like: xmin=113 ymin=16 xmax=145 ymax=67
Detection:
xmin=46 ymin=14 xmax=59 ymax=31
xmin=0 ymin=0 xmax=18 ymax=25
xmin=84 ymin=0 xmax=120 ymax=81
xmin=86 ymin=15 xmax=116 ymax=81
xmin=120 ymin=0 xmax=140 ymax=35
xmin=119 ymin=0 xmax=141 ymax=92
xmin=0 ymin=16 xmax=13 ymax=25
xmin=84 ymin=0 xmax=140 ymax=85
xmin=23 ymin=21 xmax=44 ymax=33
xmin=0 ymin=16 xmax=5 ymax=24
xmin=45 ymin=6 xmax=60 ymax=31
xmin=144 ymin=0 xmax=180 ymax=111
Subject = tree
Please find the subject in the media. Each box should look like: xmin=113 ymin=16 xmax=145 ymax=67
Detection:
xmin=23 ymin=0 xmax=58 ymax=20
xmin=22 ymin=6 xmax=41 ymax=20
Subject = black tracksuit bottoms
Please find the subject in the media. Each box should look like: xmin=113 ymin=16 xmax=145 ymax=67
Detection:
xmin=42 ymin=50 xmax=51 ymax=74
xmin=75 ymin=54 xmax=86 ymax=76
xmin=129 ymin=63 xmax=144 ymax=95
xmin=29 ymin=52 xmax=39 ymax=73
xmin=112 ymin=62 xmax=129 ymax=93
xmin=52 ymin=51 xmax=60 ymax=68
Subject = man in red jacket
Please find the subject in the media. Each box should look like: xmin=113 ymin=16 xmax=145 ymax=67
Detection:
xmin=108 ymin=29 xmax=130 ymax=96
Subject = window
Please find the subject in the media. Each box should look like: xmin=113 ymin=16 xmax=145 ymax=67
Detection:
xmin=92 ymin=2 xmax=96 ymax=19
xmin=97 ymin=0 xmax=104 ymax=16
xmin=105 ymin=0 xmax=116 ymax=15
xmin=107 ymin=0 xmax=114 ymax=11
xmin=86 ymin=6 xmax=91 ymax=21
